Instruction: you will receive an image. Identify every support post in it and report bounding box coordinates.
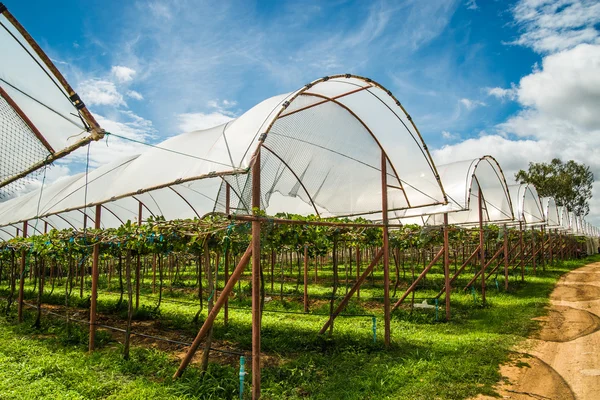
[17,220,28,322]
[381,152,391,346]
[531,226,536,275]
[478,187,486,304]
[136,201,142,310]
[224,183,230,325]
[519,221,524,282]
[251,147,262,400]
[549,229,553,265]
[443,213,450,321]
[503,225,509,291]
[540,226,545,271]
[89,205,102,351]
[303,245,309,313]
[174,245,252,378]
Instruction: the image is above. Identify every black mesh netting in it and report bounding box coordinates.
[0,94,50,199]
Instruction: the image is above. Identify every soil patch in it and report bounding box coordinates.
[533,305,600,342]
[550,283,600,302]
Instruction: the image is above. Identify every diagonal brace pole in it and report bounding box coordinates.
[174,244,252,378]
[391,247,444,312]
[319,248,384,335]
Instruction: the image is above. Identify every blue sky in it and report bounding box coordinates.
[5,0,600,224]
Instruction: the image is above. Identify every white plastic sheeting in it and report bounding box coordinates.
[508,184,545,226]
[398,156,513,226]
[0,75,448,237]
[541,197,560,228]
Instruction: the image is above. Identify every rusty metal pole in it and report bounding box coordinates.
[251,148,262,399]
[174,245,252,378]
[443,213,450,321]
[503,225,509,291]
[548,229,554,265]
[356,245,360,299]
[80,215,87,298]
[519,222,525,281]
[381,153,391,346]
[224,183,230,325]
[303,245,309,313]
[540,226,545,271]
[320,249,384,334]
[89,205,102,351]
[531,226,536,275]
[478,188,486,305]
[17,220,28,322]
[136,201,142,310]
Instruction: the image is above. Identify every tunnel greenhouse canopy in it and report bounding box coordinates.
[0,75,449,239]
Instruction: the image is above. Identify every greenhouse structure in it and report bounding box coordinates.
[1,5,599,399]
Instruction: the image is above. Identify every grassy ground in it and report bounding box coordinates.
[1,254,598,399]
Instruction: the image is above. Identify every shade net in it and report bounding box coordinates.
[0,94,49,198]
[0,10,97,198]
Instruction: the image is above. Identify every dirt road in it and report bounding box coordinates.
[480,261,600,400]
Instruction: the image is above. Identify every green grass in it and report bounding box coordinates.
[0,255,598,399]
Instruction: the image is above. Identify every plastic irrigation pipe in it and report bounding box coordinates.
[239,356,246,400]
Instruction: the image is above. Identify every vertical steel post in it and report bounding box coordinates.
[89,205,102,351]
[540,226,545,271]
[443,213,450,321]
[303,245,309,313]
[224,183,230,325]
[531,226,536,275]
[381,153,391,346]
[549,229,553,264]
[17,220,28,322]
[356,245,360,299]
[478,187,486,304]
[80,215,87,298]
[519,221,525,282]
[136,201,142,310]
[251,148,262,399]
[503,224,509,291]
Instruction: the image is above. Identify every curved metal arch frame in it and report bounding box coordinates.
[464,155,514,221]
[256,74,448,209]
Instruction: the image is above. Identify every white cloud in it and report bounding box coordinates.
[78,79,126,107]
[439,42,600,223]
[460,98,486,110]
[111,65,137,83]
[177,112,234,133]
[511,0,600,53]
[441,130,459,140]
[466,0,478,11]
[126,90,144,100]
[486,86,517,101]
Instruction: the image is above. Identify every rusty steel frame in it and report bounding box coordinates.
[251,147,262,399]
[381,151,391,346]
[173,244,252,378]
[17,220,27,322]
[443,213,451,321]
[88,205,101,351]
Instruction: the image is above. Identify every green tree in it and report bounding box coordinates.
[515,158,594,216]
